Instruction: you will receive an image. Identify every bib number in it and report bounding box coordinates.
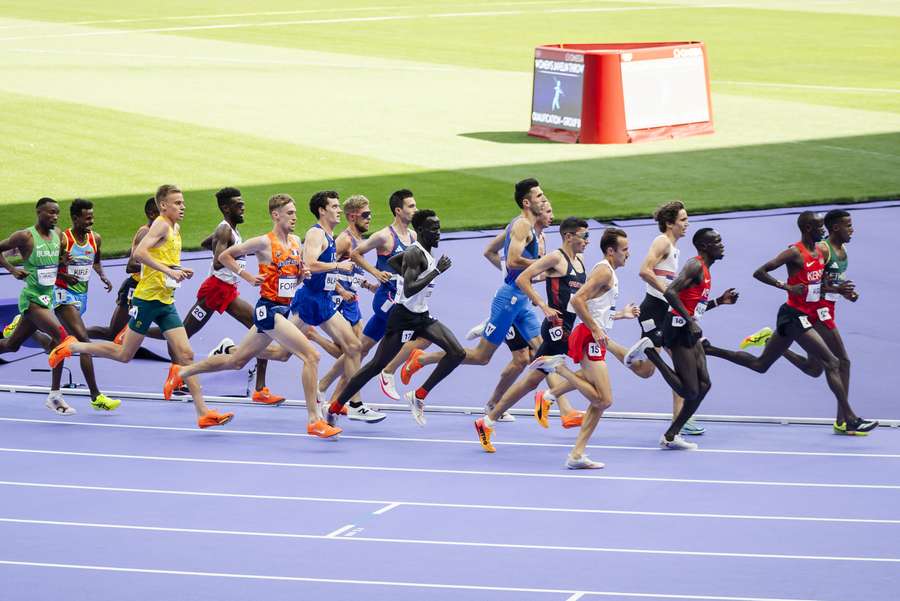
[67,264,91,282]
[694,301,707,321]
[505,327,516,341]
[332,294,343,306]
[128,305,138,319]
[255,305,267,320]
[127,287,135,301]
[805,283,821,303]
[381,296,395,312]
[549,326,564,342]
[401,330,414,343]
[36,266,56,286]
[816,306,831,322]
[54,288,67,304]
[671,315,686,328]
[798,315,812,329]
[351,274,366,290]
[587,342,603,360]
[278,276,298,298]
[324,273,338,291]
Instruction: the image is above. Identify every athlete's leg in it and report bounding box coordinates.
[87,303,131,340]
[606,338,655,378]
[266,316,322,424]
[162,327,210,417]
[384,337,429,373]
[570,359,613,460]
[645,344,702,402]
[415,321,466,394]
[67,328,143,363]
[703,330,795,373]
[53,304,102,399]
[793,327,853,423]
[305,327,343,359]
[662,345,707,440]
[483,348,531,410]
[318,312,362,395]
[487,369,546,421]
[225,296,273,393]
[814,323,850,420]
[146,298,211,340]
[335,334,406,407]
[416,336,498,368]
[781,347,824,378]
[0,310,39,353]
[178,328,271,379]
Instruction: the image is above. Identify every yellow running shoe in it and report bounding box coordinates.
[740,326,773,349]
[2,314,21,338]
[91,394,121,411]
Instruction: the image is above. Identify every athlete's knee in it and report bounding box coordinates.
[681,386,702,402]
[509,353,530,372]
[446,341,466,365]
[822,354,840,372]
[172,347,195,365]
[590,394,612,411]
[302,348,320,367]
[342,336,361,357]
[839,356,850,372]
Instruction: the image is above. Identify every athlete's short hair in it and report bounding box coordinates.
[560,217,588,237]
[155,184,182,206]
[215,187,241,210]
[389,189,414,217]
[144,197,159,219]
[309,190,339,219]
[35,197,57,210]
[796,210,819,231]
[692,227,716,250]
[70,198,93,218]
[412,208,437,231]
[514,178,540,208]
[653,200,685,233]
[824,209,850,232]
[268,193,294,214]
[600,227,627,254]
[343,194,369,215]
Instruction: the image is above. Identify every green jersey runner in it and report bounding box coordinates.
[19,225,60,313]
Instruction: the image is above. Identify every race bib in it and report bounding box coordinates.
[36,266,56,286]
[640,318,657,332]
[505,327,516,341]
[255,305,267,320]
[67,264,91,282]
[798,315,812,329]
[805,283,821,303]
[278,275,298,298]
[324,273,338,291]
[401,330,414,343]
[671,315,686,328]
[381,296,395,312]
[234,259,247,272]
[128,305,138,319]
[54,288,67,304]
[587,342,604,360]
[824,291,840,302]
[816,306,831,322]
[191,305,207,322]
[127,287,135,301]
[332,294,343,306]
[351,274,366,290]
[694,301,707,321]
[549,326,564,342]
[484,323,497,337]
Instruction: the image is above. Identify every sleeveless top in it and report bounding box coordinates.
[502,216,540,286]
[545,249,586,330]
[134,219,181,304]
[56,228,96,294]
[822,239,848,304]
[209,221,243,285]
[304,224,338,294]
[336,231,367,294]
[259,231,302,305]
[396,242,437,314]
[646,235,679,301]
[785,241,824,316]
[375,225,411,292]
[24,226,60,295]
[585,259,619,330]
[670,256,711,319]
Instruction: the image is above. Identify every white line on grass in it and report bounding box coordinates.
[2,447,899,490]
[2,517,898,563]
[2,417,898,459]
[0,560,824,601]
[2,481,896,524]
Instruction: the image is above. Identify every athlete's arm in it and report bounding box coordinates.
[639,236,670,294]
[221,235,267,286]
[505,218,536,271]
[350,230,391,282]
[57,237,79,287]
[664,259,702,324]
[705,288,739,311]
[483,231,505,270]
[125,226,149,274]
[303,227,352,274]
[210,223,234,271]
[571,265,612,344]
[134,219,188,282]
[0,230,29,279]
[515,252,564,320]
[398,247,444,297]
[753,247,801,295]
[91,232,113,292]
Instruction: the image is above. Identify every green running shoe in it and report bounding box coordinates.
[740,326,773,349]
[91,394,121,411]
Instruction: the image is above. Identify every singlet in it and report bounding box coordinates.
[502,216,540,286]
[209,221,243,285]
[55,228,96,294]
[646,235,679,301]
[375,225,411,291]
[336,231,366,294]
[134,220,182,304]
[822,239,848,303]
[304,224,339,294]
[396,242,437,314]
[785,241,824,316]
[671,256,711,319]
[584,259,619,330]
[24,226,60,296]
[259,231,302,305]
[545,249,586,330]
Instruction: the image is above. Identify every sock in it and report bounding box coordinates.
[349,400,362,408]
[415,387,428,401]
[58,326,68,340]
[543,391,557,404]
[483,415,496,429]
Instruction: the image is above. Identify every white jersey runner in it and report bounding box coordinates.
[395,242,437,314]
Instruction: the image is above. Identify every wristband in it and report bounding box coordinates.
[707,298,718,310]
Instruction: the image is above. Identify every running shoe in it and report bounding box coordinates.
[534,390,552,428]
[740,326,773,349]
[681,418,706,436]
[625,337,654,367]
[529,354,566,373]
[346,402,387,423]
[404,390,426,426]
[565,454,605,469]
[45,392,76,416]
[561,411,584,429]
[659,434,699,450]
[400,348,424,385]
[474,418,495,453]
[209,337,236,358]
[252,387,285,406]
[48,335,77,368]
[198,410,234,429]
[834,417,879,436]
[485,404,515,422]
[162,363,183,400]
[465,320,487,341]
[113,325,128,345]
[2,314,21,338]
[91,394,121,411]
[307,419,342,438]
[379,370,401,400]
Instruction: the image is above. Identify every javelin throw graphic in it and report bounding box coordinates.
[551,79,564,111]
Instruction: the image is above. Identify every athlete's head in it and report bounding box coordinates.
[389,189,416,223]
[268,193,297,232]
[35,197,60,230]
[539,200,554,229]
[344,194,372,233]
[692,227,724,260]
[216,187,244,225]
[155,184,184,222]
[309,190,341,227]
[797,210,826,241]
[824,209,853,244]
[514,178,545,217]
[600,227,629,268]
[70,198,94,232]
[653,200,688,237]
[144,197,160,222]
[560,217,589,254]
[412,209,440,248]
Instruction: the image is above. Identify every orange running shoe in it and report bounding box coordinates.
[474,418,495,453]
[252,387,285,405]
[113,326,128,345]
[307,419,342,438]
[534,390,552,429]
[561,411,584,429]
[163,364,184,400]
[400,348,424,385]
[198,410,234,429]
[48,335,77,368]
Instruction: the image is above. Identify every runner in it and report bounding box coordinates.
[48,185,234,428]
[163,193,340,438]
[329,209,464,426]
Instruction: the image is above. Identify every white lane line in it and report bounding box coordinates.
[2,517,898,563]
[567,593,587,601]
[0,560,823,601]
[325,524,356,538]
[3,417,897,459]
[2,481,897,524]
[714,80,900,94]
[2,447,899,490]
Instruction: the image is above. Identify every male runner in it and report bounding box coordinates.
[328,209,464,426]
[163,193,340,438]
[49,185,234,428]
[634,228,738,450]
[702,212,876,434]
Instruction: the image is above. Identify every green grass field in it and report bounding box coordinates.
[1,0,898,255]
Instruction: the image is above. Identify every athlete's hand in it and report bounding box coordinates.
[363,280,379,293]
[59,272,79,286]
[374,270,392,284]
[719,288,739,305]
[300,264,312,280]
[242,271,265,286]
[847,290,859,302]
[836,281,856,298]
[539,303,562,321]
[620,302,640,319]
[591,327,609,346]
[10,267,27,280]
[785,283,805,297]
[165,266,190,282]
[436,255,452,273]
[100,275,113,292]
[336,260,354,273]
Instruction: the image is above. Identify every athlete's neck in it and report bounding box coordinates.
[827,234,844,252]
[225,216,241,231]
[72,226,90,243]
[519,209,538,227]
[800,234,818,252]
[34,223,53,237]
[161,214,177,228]
[699,251,715,268]
[346,223,364,240]
[272,225,292,245]
[317,219,335,236]
[665,230,679,245]
[561,243,579,260]
[391,218,411,236]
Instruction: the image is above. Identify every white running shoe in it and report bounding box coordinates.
[209,337,236,358]
[529,354,566,373]
[404,390,426,426]
[379,371,401,401]
[485,404,516,422]
[45,392,76,416]
[466,320,487,341]
[565,454,605,469]
[659,434,699,450]
[346,402,387,423]
[625,337,654,367]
